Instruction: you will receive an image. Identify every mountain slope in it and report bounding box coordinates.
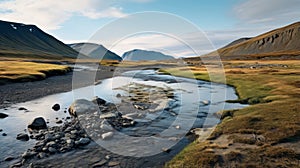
[69,43,122,61]
[0,20,80,59]
[222,37,252,48]
[122,49,175,61]
[206,22,300,59]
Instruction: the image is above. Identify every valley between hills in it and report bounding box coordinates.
[0,19,299,168]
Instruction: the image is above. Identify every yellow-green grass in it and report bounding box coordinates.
[0,61,71,84]
[164,60,300,167]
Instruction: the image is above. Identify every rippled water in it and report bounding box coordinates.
[0,69,247,161]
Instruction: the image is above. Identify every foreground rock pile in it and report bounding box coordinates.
[17,119,90,165]
[14,97,137,166]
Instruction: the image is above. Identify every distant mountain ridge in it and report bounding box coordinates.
[69,43,122,61]
[0,20,80,59]
[222,37,252,48]
[205,22,300,59]
[122,49,175,61]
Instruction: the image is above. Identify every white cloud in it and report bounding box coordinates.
[234,0,300,26]
[97,33,219,57]
[0,0,127,30]
[99,26,276,57]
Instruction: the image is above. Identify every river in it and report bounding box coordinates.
[0,69,247,167]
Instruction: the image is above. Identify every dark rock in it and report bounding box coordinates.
[44,134,55,142]
[56,120,63,124]
[4,156,14,161]
[18,107,27,111]
[92,96,106,105]
[77,137,90,145]
[48,147,57,153]
[52,104,60,111]
[162,147,171,153]
[0,112,8,118]
[0,129,2,132]
[116,93,121,98]
[16,133,29,141]
[38,152,46,159]
[2,133,7,136]
[28,117,47,130]
[46,141,57,147]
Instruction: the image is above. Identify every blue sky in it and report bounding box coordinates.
[0,0,299,57]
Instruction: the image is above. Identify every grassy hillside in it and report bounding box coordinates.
[0,20,80,59]
[162,60,300,167]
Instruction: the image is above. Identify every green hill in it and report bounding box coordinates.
[0,20,80,59]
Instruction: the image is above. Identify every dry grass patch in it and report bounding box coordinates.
[165,60,300,167]
[0,61,71,84]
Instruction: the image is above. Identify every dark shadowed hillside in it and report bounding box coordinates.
[69,43,122,61]
[0,20,80,59]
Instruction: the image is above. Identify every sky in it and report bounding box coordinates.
[0,0,300,57]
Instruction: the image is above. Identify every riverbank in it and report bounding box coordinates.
[164,59,300,167]
[0,65,116,109]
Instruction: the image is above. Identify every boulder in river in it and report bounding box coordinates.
[16,133,29,141]
[52,104,60,111]
[28,117,47,130]
[92,96,106,105]
[0,112,8,119]
[68,99,99,117]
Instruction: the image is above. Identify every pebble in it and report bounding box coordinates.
[16,133,29,141]
[46,141,56,147]
[22,151,37,159]
[48,147,57,153]
[108,161,120,167]
[201,100,211,105]
[52,104,60,111]
[78,138,90,145]
[162,147,171,153]
[56,120,63,124]
[105,155,111,160]
[2,133,7,136]
[18,107,27,111]
[92,160,107,167]
[66,139,73,144]
[101,132,113,140]
[38,152,46,159]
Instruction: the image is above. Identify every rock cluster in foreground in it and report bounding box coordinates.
[12,97,137,167]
